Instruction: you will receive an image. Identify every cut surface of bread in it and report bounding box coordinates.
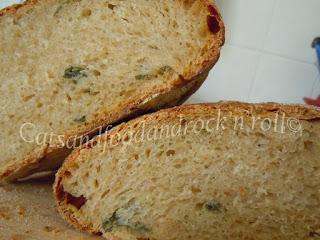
[55,102,320,240]
[0,179,103,240]
[0,0,224,182]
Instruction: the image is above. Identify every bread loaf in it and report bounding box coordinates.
[54,102,320,240]
[0,0,224,182]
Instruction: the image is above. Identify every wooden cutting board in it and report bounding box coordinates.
[0,179,103,240]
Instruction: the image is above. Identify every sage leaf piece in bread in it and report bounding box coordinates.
[0,0,224,182]
[0,181,102,240]
[54,102,320,240]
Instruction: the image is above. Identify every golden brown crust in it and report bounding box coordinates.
[0,0,224,183]
[54,101,320,235]
[207,101,320,120]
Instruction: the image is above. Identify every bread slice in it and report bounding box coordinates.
[54,102,320,240]
[0,180,103,240]
[0,0,224,182]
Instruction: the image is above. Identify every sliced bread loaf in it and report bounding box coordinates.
[0,0,224,182]
[0,180,102,240]
[54,102,320,240]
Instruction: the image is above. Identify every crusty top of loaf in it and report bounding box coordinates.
[65,101,320,153]
[0,0,224,182]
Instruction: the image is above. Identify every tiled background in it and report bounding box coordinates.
[1,0,319,104]
[190,0,320,104]
[0,0,20,9]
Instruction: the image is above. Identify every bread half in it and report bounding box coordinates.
[0,0,224,182]
[54,102,320,240]
[0,180,103,240]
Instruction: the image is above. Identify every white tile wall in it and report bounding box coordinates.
[215,0,276,50]
[312,76,320,98]
[1,0,320,104]
[188,44,259,103]
[194,0,320,104]
[264,0,319,64]
[0,0,21,9]
[249,54,317,103]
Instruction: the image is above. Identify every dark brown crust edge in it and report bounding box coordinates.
[54,101,320,236]
[0,0,225,183]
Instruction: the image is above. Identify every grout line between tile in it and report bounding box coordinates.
[228,42,315,66]
[247,0,278,102]
[262,50,315,65]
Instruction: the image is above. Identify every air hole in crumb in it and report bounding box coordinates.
[122,18,129,22]
[166,150,175,157]
[171,20,178,28]
[126,164,132,170]
[122,135,130,142]
[44,226,54,232]
[73,163,79,170]
[96,166,101,173]
[148,45,159,50]
[119,90,126,97]
[195,203,203,211]
[134,154,139,160]
[182,0,194,10]
[145,149,151,158]
[92,69,101,76]
[81,8,92,17]
[94,179,99,188]
[101,189,110,199]
[309,232,320,237]
[156,151,164,158]
[71,182,78,187]
[304,141,313,151]
[108,4,116,10]
[22,94,35,102]
[174,164,182,169]
[277,146,285,153]
[191,186,202,194]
